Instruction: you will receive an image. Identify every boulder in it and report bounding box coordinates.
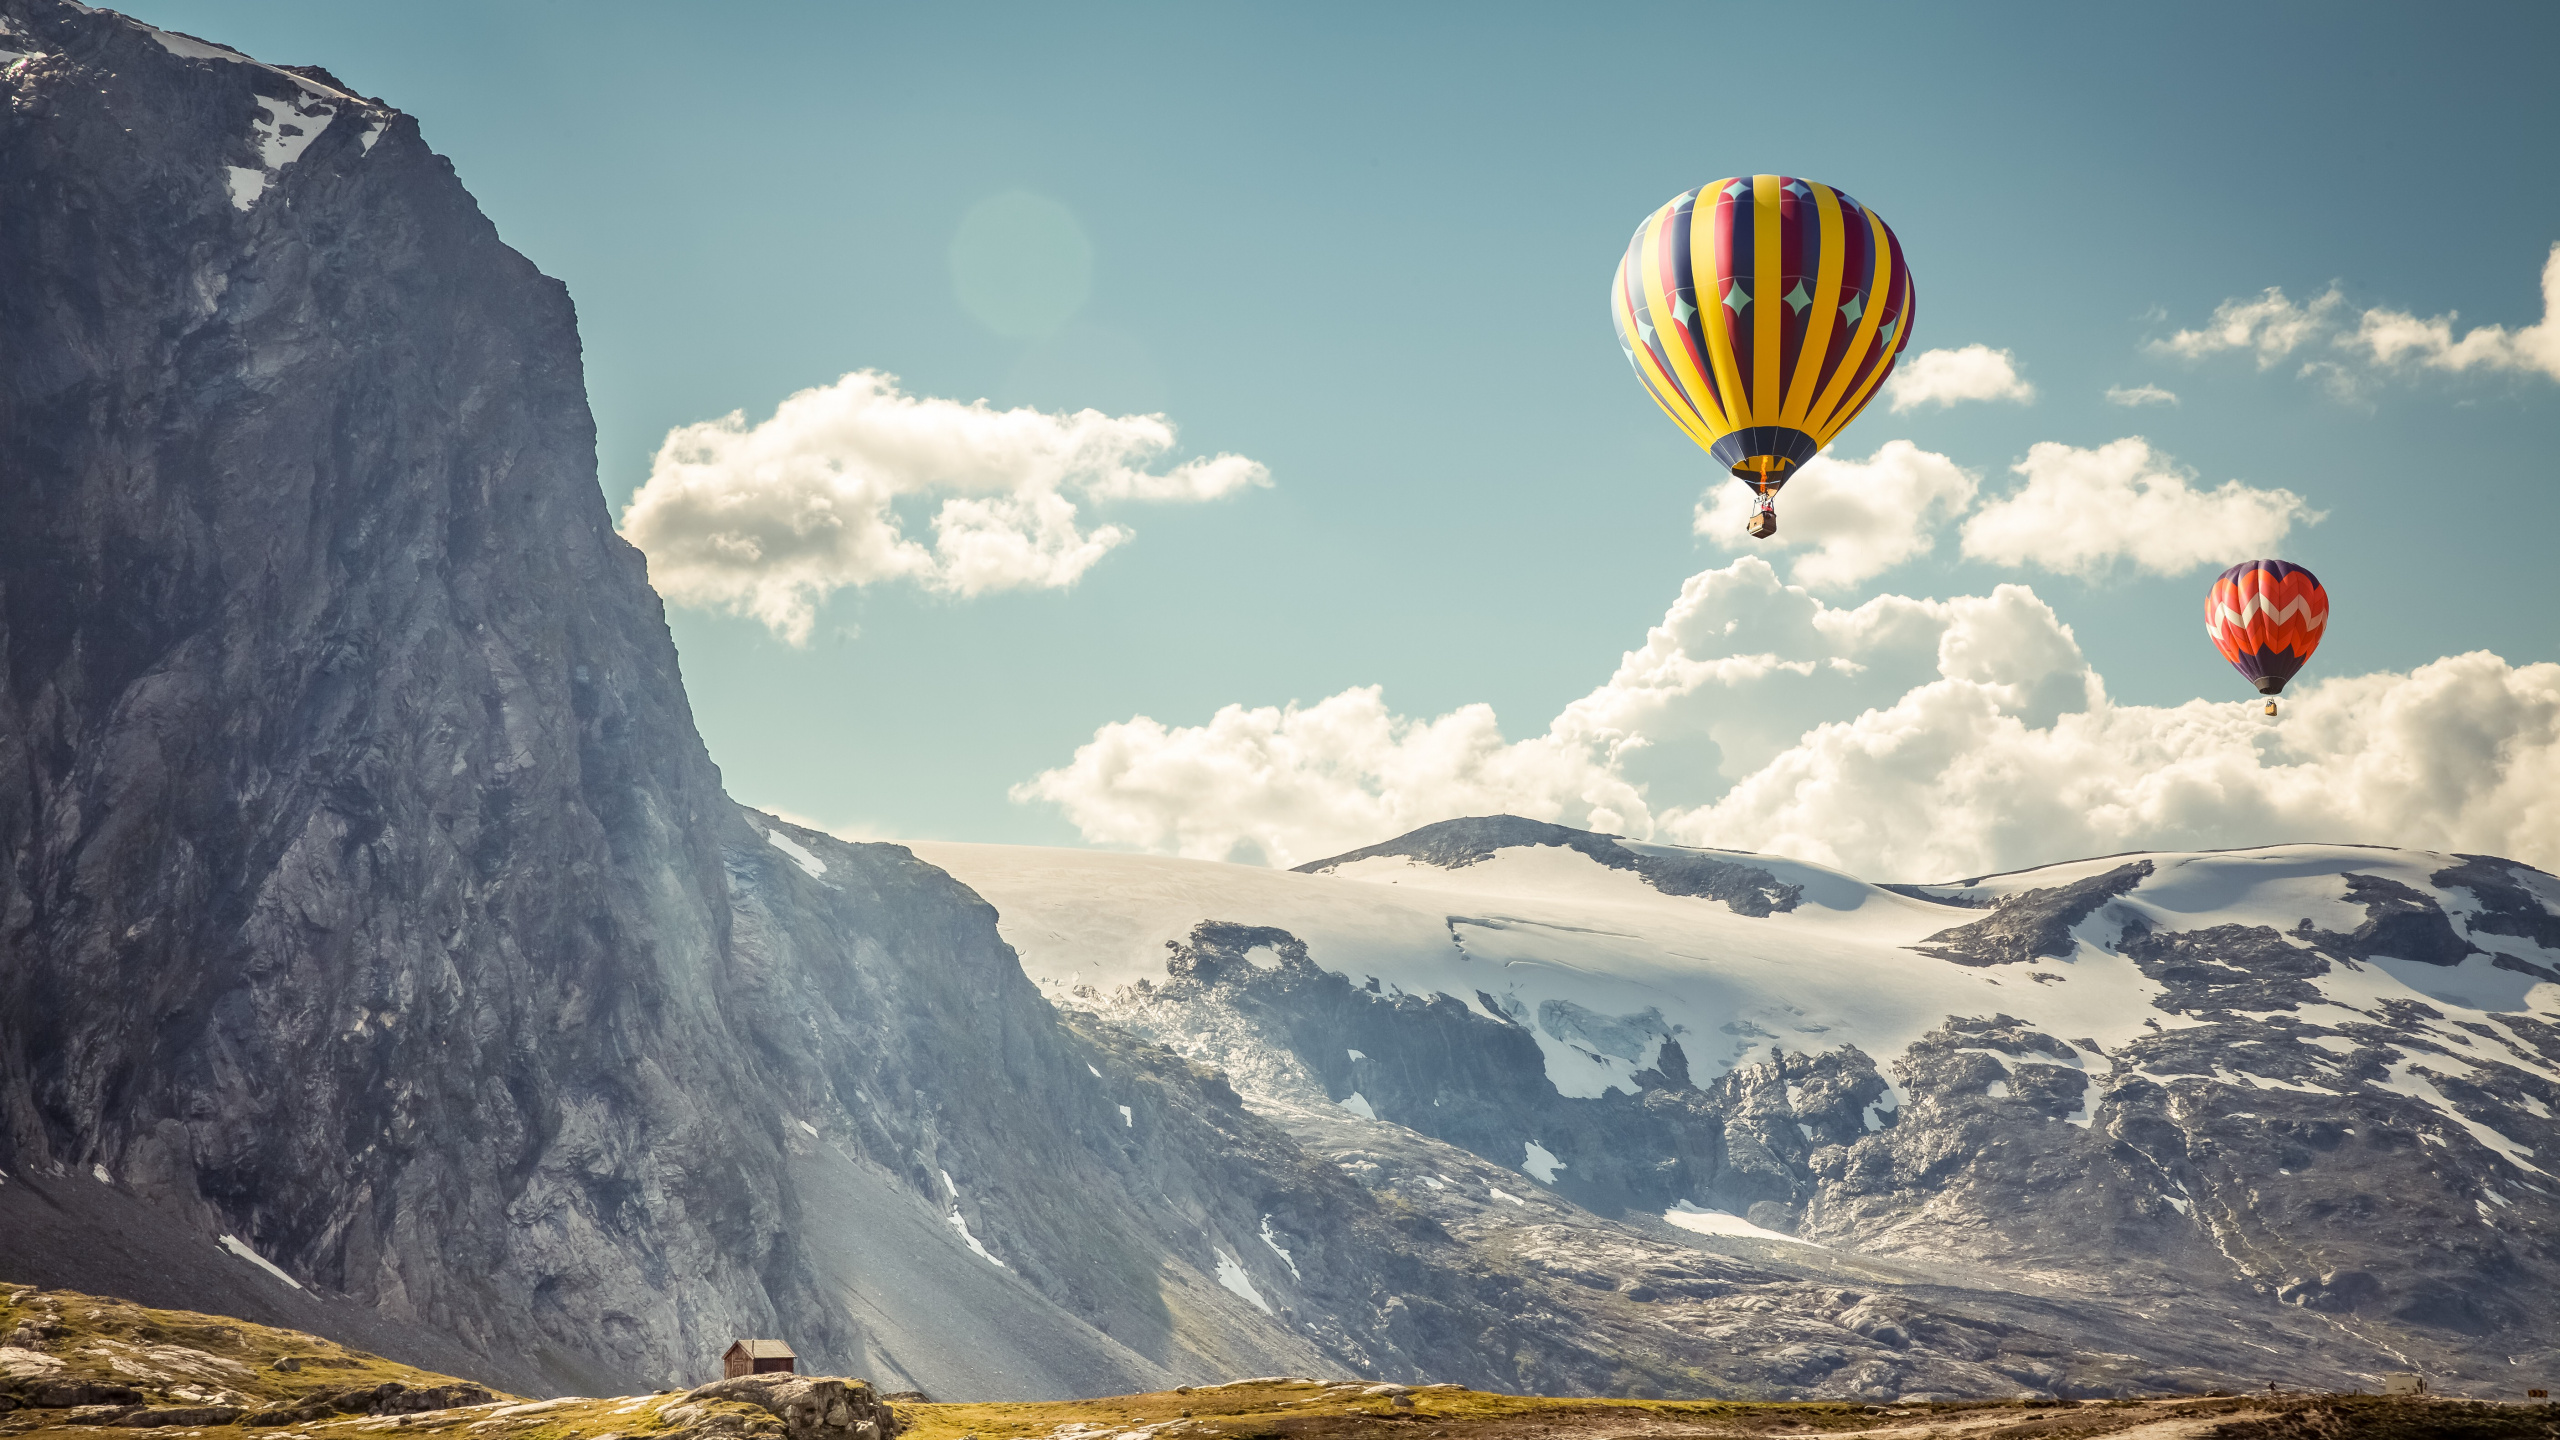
[677,1376,904,1440]
[14,1380,146,1408]
[240,1381,496,1425]
[113,1406,247,1427]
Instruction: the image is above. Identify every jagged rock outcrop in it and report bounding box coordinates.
[1910,862,2152,966]
[1297,816,1803,916]
[665,1376,902,1440]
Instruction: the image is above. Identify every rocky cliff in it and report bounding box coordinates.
[0,2,1530,1401]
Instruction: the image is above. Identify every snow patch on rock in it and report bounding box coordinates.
[1662,1200,1817,1247]
[1521,1140,1564,1183]
[1211,1247,1270,1313]
[1257,1215,1300,1280]
[765,828,827,878]
[217,1235,302,1289]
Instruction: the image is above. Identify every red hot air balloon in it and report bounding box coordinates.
[2206,560,2328,716]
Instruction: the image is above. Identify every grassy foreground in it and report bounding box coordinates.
[3,1286,2553,1440]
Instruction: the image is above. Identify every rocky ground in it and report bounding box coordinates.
[6,1290,2551,1440]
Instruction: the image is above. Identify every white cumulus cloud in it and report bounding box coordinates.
[619,371,1269,643]
[2105,384,2178,407]
[2338,241,2560,383]
[2151,286,2344,367]
[1017,557,2560,881]
[1548,559,2097,806]
[1958,438,2319,578]
[2152,243,2560,393]
[1693,440,1978,590]
[1009,687,1643,869]
[1883,344,2036,412]
[1663,648,2560,882]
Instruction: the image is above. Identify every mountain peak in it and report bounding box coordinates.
[1294,814,1804,917]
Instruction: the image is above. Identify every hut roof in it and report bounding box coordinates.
[726,1339,797,1359]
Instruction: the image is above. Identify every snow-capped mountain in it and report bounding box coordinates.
[913,816,2560,1397]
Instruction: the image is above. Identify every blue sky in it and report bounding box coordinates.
[126,1,2560,865]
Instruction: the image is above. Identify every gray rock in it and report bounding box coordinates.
[1911,861,2152,966]
[110,1406,245,1427]
[1294,815,1801,916]
[1041,819,2560,1399]
[678,1376,902,1440]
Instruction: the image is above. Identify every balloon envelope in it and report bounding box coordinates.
[1610,176,1916,495]
[2206,559,2328,696]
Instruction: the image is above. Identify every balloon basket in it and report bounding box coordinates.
[2263,700,2279,717]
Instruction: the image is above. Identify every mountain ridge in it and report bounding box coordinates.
[914,819,2560,1397]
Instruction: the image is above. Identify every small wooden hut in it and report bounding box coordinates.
[723,1340,797,1378]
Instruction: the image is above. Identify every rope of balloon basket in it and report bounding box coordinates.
[1749,462,1777,513]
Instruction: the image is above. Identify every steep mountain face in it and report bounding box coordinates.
[0,0,752,1393]
[0,2,1567,1403]
[914,822,2560,1399]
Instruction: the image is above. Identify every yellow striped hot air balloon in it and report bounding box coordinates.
[1611,176,1916,538]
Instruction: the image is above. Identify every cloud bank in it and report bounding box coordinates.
[2153,286,2345,367]
[1020,557,2560,880]
[2153,241,2560,390]
[621,371,1268,642]
[1694,440,1979,589]
[1693,438,2313,589]
[2342,242,2560,383]
[1959,438,2319,578]
[1883,344,2035,412]
[1009,689,1640,870]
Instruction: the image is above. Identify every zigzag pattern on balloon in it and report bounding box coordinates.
[2207,593,2328,631]
[2205,559,2328,693]
[2206,593,2328,661]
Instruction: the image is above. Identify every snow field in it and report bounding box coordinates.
[911,837,2560,1192]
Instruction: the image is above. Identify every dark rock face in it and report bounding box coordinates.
[10,1381,145,1409]
[1134,921,1843,1220]
[1294,815,1802,916]
[241,1383,494,1425]
[2121,923,2333,1014]
[0,0,774,1393]
[2298,874,2480,966]
[113,1404,247,1427]
[1911,862,2152,966]
[2438,854,2560,956]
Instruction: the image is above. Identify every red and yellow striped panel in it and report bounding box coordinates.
[1610,176,1916,473]
[2205,559,2328,695]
